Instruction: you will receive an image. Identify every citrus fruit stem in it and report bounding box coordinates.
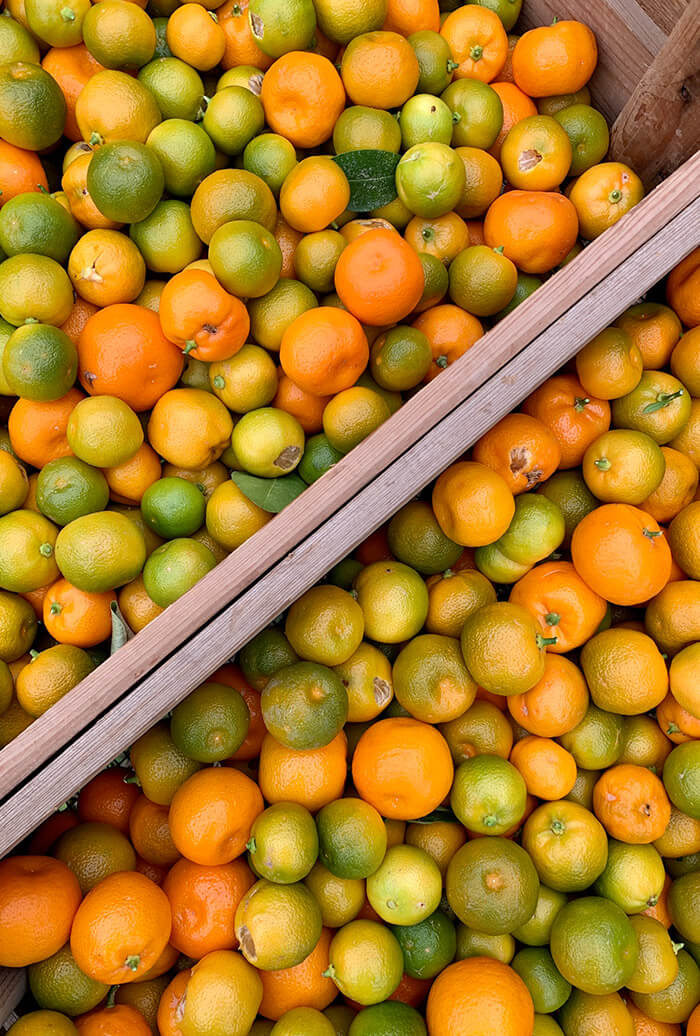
[643,389,684,413]
[125,955,141,971]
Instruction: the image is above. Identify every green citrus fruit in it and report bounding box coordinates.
[450,754,527,835]
[28,943,108,1018]
[247,802,318,884]
[0,193,80,263]
[387,500,462,574]
[348,1003,426,1036]
[392,910,456,980]
[170,680,250,763]
[130,199,203,275]
[0,510,59,592]
[232,407,305,477]
[396,141,466,218]
[316,797,387,879]
[512,884,568,946]
[521,800,609,893]
[82,0,155,69]
[0,62,66,150]
[138,57,205,121]
[0,16,40,64]
[366,844,443,926]
[446,837,540,934]
[141,477,206,539]
[261,660,348,749]
[0,253,73,326]
[369,325,432,392]
[554,104,610,177]
[441,78,503,149]
[248,277,317,351]
[203,85,265,156]
[238,627,299,690]
[36,458,109,527]
[56,511,146,592]
[142,536,216,607]
[67,396,143,469]
[408,30,456,95]
[235,878,323,970]
[333,106,402,154]
[244,134,298,196]
[209,219,282,298]
[146,119,216,197]
[326,919,403,1005]
[550,896,638,995]
[2,324,77,402]
[248,0,316,57]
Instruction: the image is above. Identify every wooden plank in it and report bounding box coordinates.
[2,195,698,859]
[518,0,664,122]
[0,969,25,1031]
[634,0,689,37]
[610,0,700,188]
[1,150,698,801]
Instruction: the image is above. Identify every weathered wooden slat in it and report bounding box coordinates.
[0,968,25,1031]
[1,152,698,802]
[3,195,698,860]
[610,0,700,188]
[634,0,690,36]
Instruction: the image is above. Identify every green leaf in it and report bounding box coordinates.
[333,149,400,212]
[110,601,134,655]
[231,471,307,513]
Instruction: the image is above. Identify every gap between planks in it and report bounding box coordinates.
[2,151,698,801]
[2,196,698,859]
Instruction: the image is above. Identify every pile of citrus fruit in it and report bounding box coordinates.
[1,248,700,1034]
[0,0,649,729]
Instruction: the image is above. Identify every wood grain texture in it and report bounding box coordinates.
[1,151,698,802]
[634,0,690,35]
[610,0,700,187]
[2,196,698,859]
[0,968,25,1030]
[519,0,664,122]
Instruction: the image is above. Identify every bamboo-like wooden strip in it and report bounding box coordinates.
[518,0,665,122]
[0,968,25,1031]
[1,151,698,802]
[3,196,698,859]
[610,0,700,188]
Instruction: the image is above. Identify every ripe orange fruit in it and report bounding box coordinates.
[512,20,598,96]
[71,871,171,984]
[0,139,49,206]
[273,375,330,436]
[280,307,369,396]
[593,764,672,844]
[335,228,425,326]
[258,731,347,812]
[341,31,420,109]
[168,766,264,866]
[432,460,515,546]
[507,653,589,738]
[666,247,700,328]
[42,45,105,142]
[352,717,453,820]
[159,269,250,363]
[43,579,115,648]
[511,735,577,800]
[218,0,273,71]
[489,82,538,161]
[77,768,140,834]
[569,161,644,240]
[440,6,508,83]
[163,856,255,958]
[280,156,351,234]
[412,304,483,380]
[8,388,85,470]
[572,504,672,606]
[522,374,611,468]
[258,927,336,1020]
[484,190,579,273]
[78,304,184,413]
[509,560,607,653]
[427,956,534,1036]
[473,412,562,495]
[0,856,82,967]
[261,52,345,148]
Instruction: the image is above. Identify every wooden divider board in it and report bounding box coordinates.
[1,194,697,860]
[1,151,698,804]
[0,969,24,1031]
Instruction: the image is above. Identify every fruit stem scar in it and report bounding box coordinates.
[39,542,53,557]
[61,6,76,20]
[643,528,663,539]
[608,188,623,203]
[50,603,62,614]
[183,341,197,354]
[246,836,256,853]
[536,634,558,647]
[545,612,560,626]
[125,955,140,971]
[469,44,483,61]
[594,457,611,470]
[574,396,590,411]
